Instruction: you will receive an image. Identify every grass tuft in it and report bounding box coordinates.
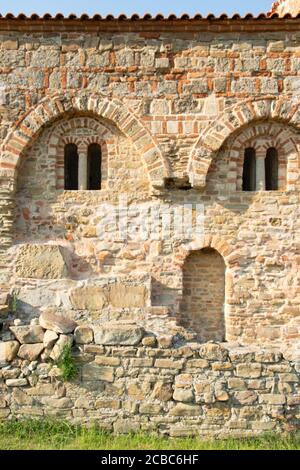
[0,419,299,450]
[56,344,78,382]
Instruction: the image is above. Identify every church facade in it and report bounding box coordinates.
[0,1,299,436]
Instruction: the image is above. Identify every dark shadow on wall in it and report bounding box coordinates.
[151,278,181,310]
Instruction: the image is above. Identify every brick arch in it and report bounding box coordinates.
[188,96,300,189]
[174,235,236,269]
[47,116,112,190]
[227,121,299,191]
[0,91,169,190]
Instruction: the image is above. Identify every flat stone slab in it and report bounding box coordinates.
[15,244,68,279]
[39,311,77,334]
[109,283,148,308]
[93,323,145,346]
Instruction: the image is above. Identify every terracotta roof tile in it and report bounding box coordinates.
[0,12,299,21]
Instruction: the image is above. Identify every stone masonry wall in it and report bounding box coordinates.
[0,314,299,437]
[0,17,300,436]
[0,24,299,345]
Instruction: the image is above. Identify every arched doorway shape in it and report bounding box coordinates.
[181,248,226,342]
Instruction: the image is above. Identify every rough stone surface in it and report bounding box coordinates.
[15,245,68,279]
[50,335,73,361]
[74,326,94,344]
[109,284,148,308]
[0,341,19,364]
[43,330,58,348]
[10,325,44,344]
[93,324,145,346]
[0,330,300,437]
[18,343,44,361]
[39,311,77,334]
[70,286,108,311]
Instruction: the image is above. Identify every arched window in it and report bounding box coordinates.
[242,147,256,191]
[265,147,278,191]
[87,143,102,190]
[64,143,78,190]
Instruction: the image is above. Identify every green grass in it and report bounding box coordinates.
[0,419,299,450]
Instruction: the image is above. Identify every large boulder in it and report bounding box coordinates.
[0,341,19,364]
[10,325,44,344]
[15,244,68,279]
[93,323,145,346]
[39,311,77,334]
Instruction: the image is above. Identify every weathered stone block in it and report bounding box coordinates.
[173,388,194,403]
[43,330,58,348]
[2,368,20,379]
[130,358,153,367]
[170,403,201,417]
[139,403,162,415]
[94,355,121,366]
[235,391,258,405]
[0,341,19,364]
[93,323,145,346]
[18,343,44,361]
[70,285,108,310]
[258,394,286,405]
[151,382,173,402]
[42,397,74,409]
[82,363,114,382]
[114,419,140,434]
[0,397,7,408]
[95,399,121,409]
[200,343,228,361]
[154,359,184,369]
[109,283,148,308]
[74,326,94,344]
[15,245,68,279]
[6,378,28,387]
[157,335,174,349]
[236,363,262,378]
[50,335,73,361]
[127,382,150,400]
[10,325,44,344]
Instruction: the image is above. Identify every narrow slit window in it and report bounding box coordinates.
[242,147,256,191]
[265,147,278,191]
[64,143,78,190]
[87,143,102,190]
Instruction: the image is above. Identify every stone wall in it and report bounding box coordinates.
[0,315,299,437]
[0,18,299,386]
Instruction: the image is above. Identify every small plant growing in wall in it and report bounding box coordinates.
[56,344,78,382]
